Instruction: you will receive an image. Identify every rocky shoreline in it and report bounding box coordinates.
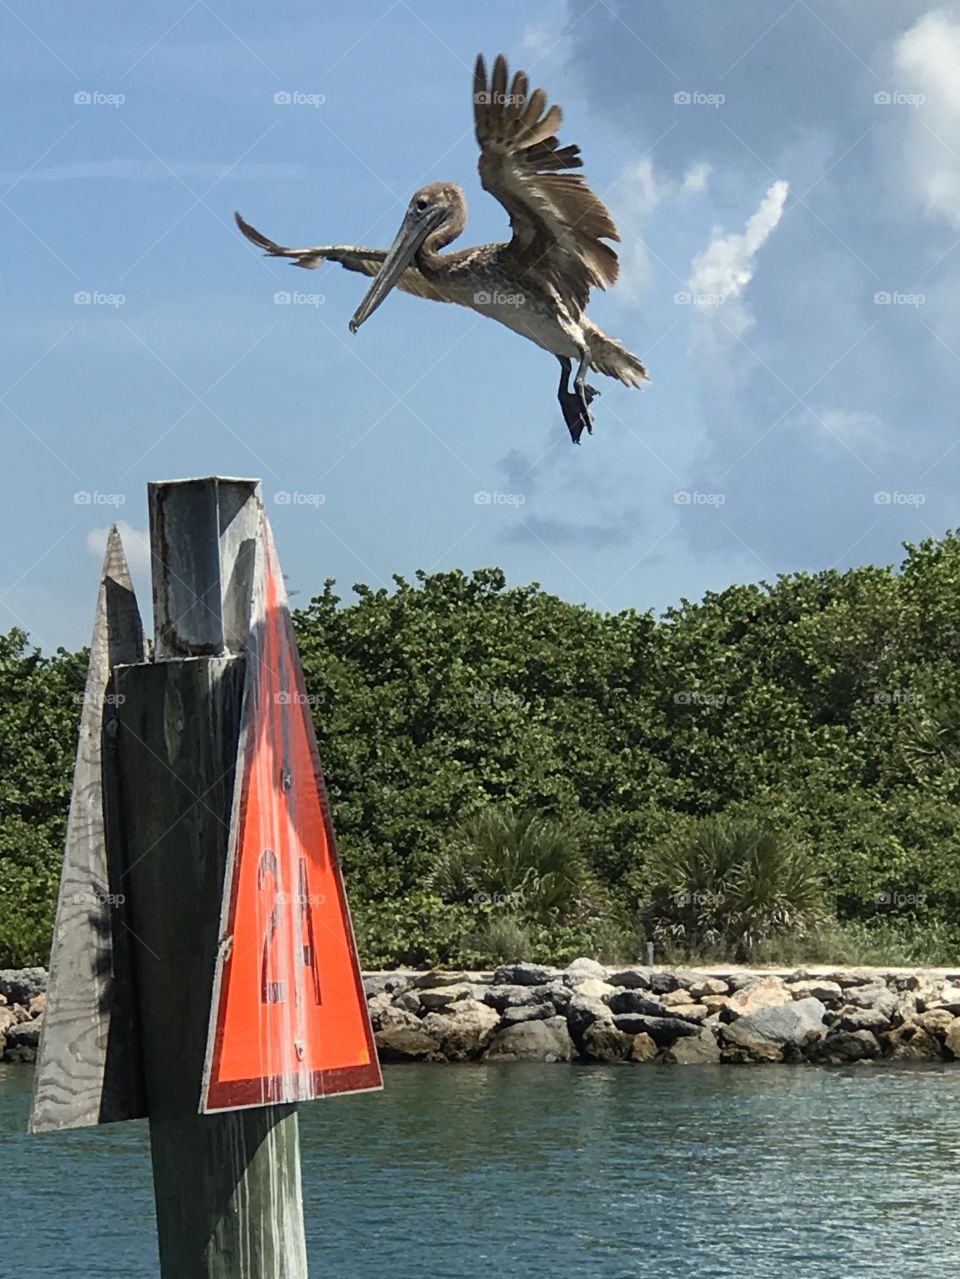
[6,961,960,1067]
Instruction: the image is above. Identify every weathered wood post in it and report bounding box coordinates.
[32,476,380,1278]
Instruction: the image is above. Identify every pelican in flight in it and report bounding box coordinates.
[236,53,648,444]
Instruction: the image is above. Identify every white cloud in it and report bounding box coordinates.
[811,408,887,449]
[890,10,960,229]
[615,158,712,295]
[685,179,789,343]
[86,522,151,576]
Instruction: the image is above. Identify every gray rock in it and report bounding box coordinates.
[662,1028,721,1064]
[373,1007,441,1061]
[540,982,573,1012]
[417,983,485,1011]
[647,970,683,995]
[484,983,551,1012]
[484,1015,574,1062]
[411,970,471,989]
[686,976,730,999]
[0,969,46,1007]
[492,963,556,986]
[363,972,411,999]
[501,1004,554,1026]
[605,990,670,1017]
[612,1014,700,1045]
[581,1020,633,1062]
[723,997,826,1051]
[837,1005,893,1034]
[3,1017,42,1063]
[565,995,610,1043]
[835,968,886,987]
[884,1022,942,1060]
[420,1001,499,1060]
[562,957,608,986]
[786,979,843,1004]
[394,990,424,1016]
[842,984,897,1018]
[607,967,652,990]
[809,1029,881,1063]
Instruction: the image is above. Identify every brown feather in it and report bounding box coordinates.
[473,54,620,314]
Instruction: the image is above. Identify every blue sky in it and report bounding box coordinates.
[2,0,958,651]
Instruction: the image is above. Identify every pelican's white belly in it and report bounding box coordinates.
[463,289,583,357]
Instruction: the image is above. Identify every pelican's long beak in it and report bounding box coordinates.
[349,209,440,333]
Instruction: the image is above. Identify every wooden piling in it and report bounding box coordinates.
[115,653,308,1278]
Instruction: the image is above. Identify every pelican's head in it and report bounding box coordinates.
[349,183,466,333]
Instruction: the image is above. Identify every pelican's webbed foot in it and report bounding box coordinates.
[557,356,599,445]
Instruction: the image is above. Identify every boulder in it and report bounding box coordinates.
[686,976,730,999]
[842,984,897,1018]
[937,984,960,1013]
[667,1002,708,1023]
[492,963,556,987]
[484,984,547,1013]
[606,990,670,1017]
[786,979,843,1004]
[0,968,46,1007]
[420,1001,500,1060]
[726,975,792,1017]
[562,958,607,986]
[394,990,424,1016]
[417,983,484,1011]
[0,1006,17,1037]
[660,988,694,1008]
[630,1032,659,1062]
[581,1020,633,1062]
[3,1017,42,1063]
[28,992,46,1018]
[647,970,683,995]
[570,979,617,1001]
[501,1004,554,1026]
[373,1006,441,1061]
[837,1006,893,1034]
[565,995,610,1043]
[723,997,826,1056]
[484,1015,574,1062]
[701,995,731,1015]
[363,972,410,999]
[944,1017,960,1060]
[540,982,573,1013]
[662,1028,721,1064]
[366,992,396,1027]
[914,1008,956,1038]
[883,1022,942,1061]
[612,1014,699,1046]
[607,968,652,990]
[835,968,885,987]
[808,1029,881,1063]
[412,970,471,989]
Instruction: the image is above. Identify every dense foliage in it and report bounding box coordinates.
[5,532,960,967]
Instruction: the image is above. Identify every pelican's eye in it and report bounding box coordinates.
[414,197,430,213]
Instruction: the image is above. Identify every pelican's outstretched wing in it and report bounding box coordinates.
[234,212,454,303]
[473,54,619,314]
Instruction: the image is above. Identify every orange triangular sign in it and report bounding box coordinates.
[201,512,381,1111]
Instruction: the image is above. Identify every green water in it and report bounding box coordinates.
[4,1061,960,1276]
